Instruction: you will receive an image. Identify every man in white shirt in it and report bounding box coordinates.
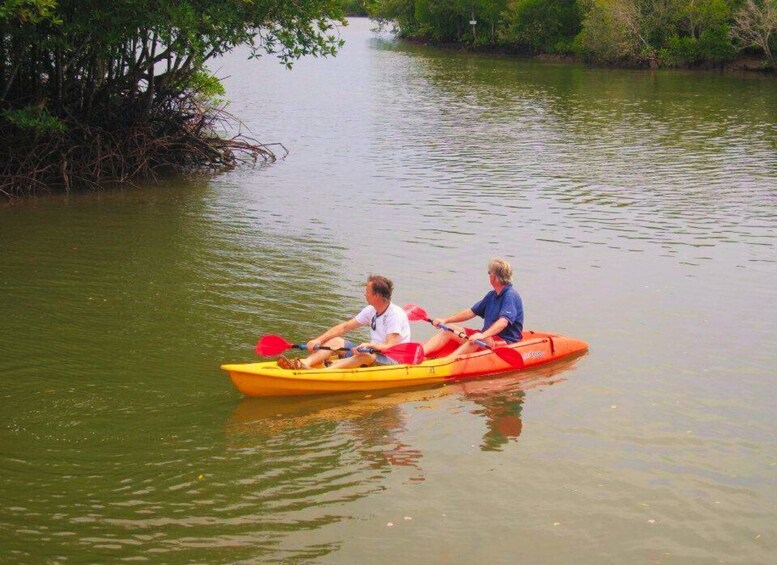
[277,275,411,370]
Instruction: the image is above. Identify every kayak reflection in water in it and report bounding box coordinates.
[423,258,524,360]
[277,275,411,370]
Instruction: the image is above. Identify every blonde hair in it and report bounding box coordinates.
[488,258,513,285]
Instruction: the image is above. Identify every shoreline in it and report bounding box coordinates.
[396,35,775,75]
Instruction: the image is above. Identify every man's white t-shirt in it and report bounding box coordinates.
[355,303,411,344]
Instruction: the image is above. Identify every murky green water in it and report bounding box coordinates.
[1,18,775,564]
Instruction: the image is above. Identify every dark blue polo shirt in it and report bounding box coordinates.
[471,283,524,342]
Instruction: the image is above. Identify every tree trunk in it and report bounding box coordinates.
[142,33,158,123]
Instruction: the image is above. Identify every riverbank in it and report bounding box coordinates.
[0,112,279,201]
[401,35,775,74]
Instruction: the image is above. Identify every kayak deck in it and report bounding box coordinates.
[221,330,588,397]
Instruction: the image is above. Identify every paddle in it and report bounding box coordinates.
[403,303,524,368]
[255,335,424,365]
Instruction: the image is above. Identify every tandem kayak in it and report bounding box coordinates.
[221,330,588,397]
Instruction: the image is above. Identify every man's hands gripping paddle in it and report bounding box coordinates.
[403,304,524,368]
[255,334,424,365]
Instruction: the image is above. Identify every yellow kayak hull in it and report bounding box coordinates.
[221,330,588,397]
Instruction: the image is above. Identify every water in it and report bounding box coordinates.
[1,18,775,563]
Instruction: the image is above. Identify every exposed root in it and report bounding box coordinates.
[0,95,285,199]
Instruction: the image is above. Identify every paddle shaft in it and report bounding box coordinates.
[403,303,523,367]
[291,342,422,364]
[256,333,423,364]
[290,344,380,354]
[419,316,493,350]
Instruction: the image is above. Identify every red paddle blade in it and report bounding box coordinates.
[493,347,525,368]
[383,342,425,365]
[403,303,429,323]
[255,334,293,356]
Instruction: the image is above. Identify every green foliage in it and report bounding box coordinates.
[342,0,370,15]
[500,0,582,53]
[0,0,348,193]
[173,70,227,106]
[573,0,740,65]
[368,0,420,36]
[661,26,736,64]
[2,106,66,134]
[369,0,508,43]
[574,0,643,63]
[0,0,347,119]
[368,0,766,66]
[412,0,464,42]
[730,0,777,65]
[701,25,737,61]
[0,0,59,23]
[678,0,732,37]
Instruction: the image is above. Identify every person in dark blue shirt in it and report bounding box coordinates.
[422,258,524,359]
